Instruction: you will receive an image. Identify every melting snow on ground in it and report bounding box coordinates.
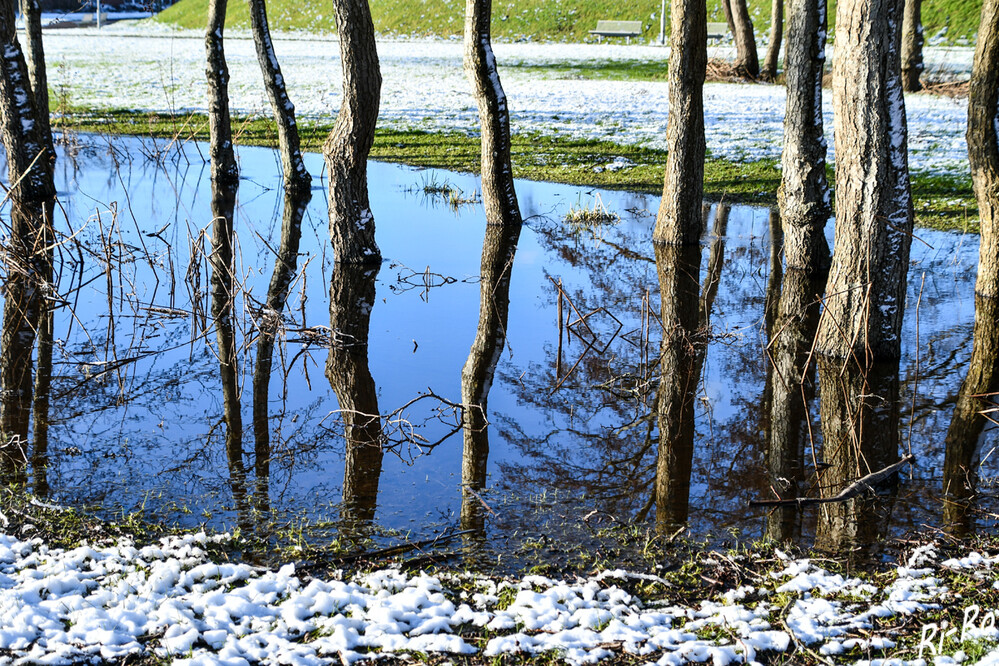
[44,23,972,178]
[2,532,999,664]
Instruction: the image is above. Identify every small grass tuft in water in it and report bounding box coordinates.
[414,174,481,211]
[563,193,620,228]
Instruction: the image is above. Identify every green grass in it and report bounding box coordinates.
[155,0,985,45]
[56,107,977,230]
[506,58,669,82]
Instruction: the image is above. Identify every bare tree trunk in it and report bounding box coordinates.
[730,0,760,79]
[206,0,238,184]
[464,0,521,228]
[815,0,913,360]
[653,0,706,246]
[942,296,999,537]
[0,0,53,205]
[901,0,924,92]
[779,0,830,274]
[19,0,53,164]
[460,222,521,533]
[968,0,999,299]
[0,0,56,473]
[325,0,381,264]
[460,0,522,535]
[327,265,383,527]
[720,0,736,34]
[252,188,311,518]
[761,0,783,81]
[248,0,310,191]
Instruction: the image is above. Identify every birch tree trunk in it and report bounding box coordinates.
[248,0,310,191]
[325,0,381,264]
[761,0,783,81]
[464,0,521,227]
[779,0,830,274]
[206,0,238,183]
[653,0,706,246]
[815,0,913,360]
[730,0,760,79]
[968,0,999,299]
[900,0,924,92]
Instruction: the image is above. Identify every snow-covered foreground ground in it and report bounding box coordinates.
[2,528,999,665]
[44,22,971,177]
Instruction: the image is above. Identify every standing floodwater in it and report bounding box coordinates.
[0,134,992,567]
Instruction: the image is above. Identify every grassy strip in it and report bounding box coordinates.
[505,58,670,82]
[155,0,984,45]
[56,108,977,231]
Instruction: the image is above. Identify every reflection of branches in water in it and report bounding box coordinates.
[318,390,463,463]
[387,261,459,302]
[498,204,783,535]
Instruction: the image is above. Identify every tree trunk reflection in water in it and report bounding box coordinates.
[460,222,522,536]
[0,200,53,484]
[252,188,311,518]
[654,244,701,530]
[814,357,900,559]
[942,296,999,536]
[764,269,824,543]
[209,178,250,532]
[327,265,383,530]
[0,270,33,481]
[654,204,727,531]
[31,304,53,497]
[760,209,784,435]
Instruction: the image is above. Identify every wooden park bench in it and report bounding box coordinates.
[706,22,731,41]
[79,12,109,25]
[590,20,644,43]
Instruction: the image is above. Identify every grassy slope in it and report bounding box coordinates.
[156,0,984,44]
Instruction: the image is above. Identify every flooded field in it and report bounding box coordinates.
[0,134,994,568]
